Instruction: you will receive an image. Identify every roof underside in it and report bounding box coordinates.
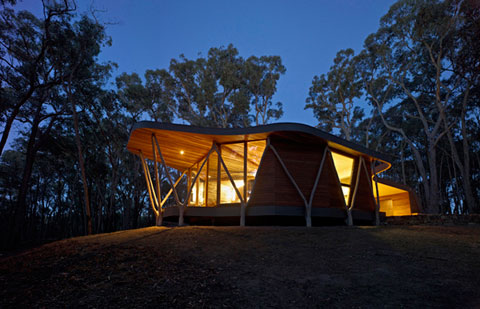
[126,122,392,172]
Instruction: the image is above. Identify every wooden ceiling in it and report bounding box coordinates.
[127,127,268,171]
[126,122,392,172]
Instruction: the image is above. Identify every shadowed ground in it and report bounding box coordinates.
[1,225,480,308]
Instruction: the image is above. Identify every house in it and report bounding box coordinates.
[126,122,420,226]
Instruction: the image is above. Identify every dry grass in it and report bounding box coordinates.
[1,225,480,308]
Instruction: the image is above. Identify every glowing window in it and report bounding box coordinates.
[189,140,266,206]
[221,143,245,204]
[331,152,354,205]
[246,140,266,200]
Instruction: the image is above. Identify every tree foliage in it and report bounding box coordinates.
[307,0,480,214]
[0,2,286,248]
[306,49,364,140]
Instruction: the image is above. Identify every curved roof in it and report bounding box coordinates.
[127,122,392,171]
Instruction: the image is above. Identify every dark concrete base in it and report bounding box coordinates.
[163,205,384,226]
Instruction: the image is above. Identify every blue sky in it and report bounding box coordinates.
[17,0,396,126]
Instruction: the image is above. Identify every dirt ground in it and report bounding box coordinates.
[1,225,480,308]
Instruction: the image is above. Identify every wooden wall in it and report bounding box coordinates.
[379,192,412,216]
[248,134,349,210]
[245,133,419,217]
[350,159,376,212]
[311,151,346,209]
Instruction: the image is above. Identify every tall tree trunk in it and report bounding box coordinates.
[425,142,439,214]
[69,96,92,235]
[460,90,477,213]
[107,166,119,232]
[7,102,58,247]
[9,120,39,247]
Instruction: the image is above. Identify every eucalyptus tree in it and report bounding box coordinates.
[355,0,479,213]
[0,3,76,156]
[164,44,286,128]
[244,55,285,125]
[305,49,364,141]
[166,44,249,127]
[115,70,176,227]
[56,13,111,235]
[2,0,112,245]
[7,86,68,246]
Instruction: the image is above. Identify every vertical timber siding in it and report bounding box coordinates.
[350,158,376,212]
[379,192,412,216]
[248,134,349,210]
[311,150,347,209]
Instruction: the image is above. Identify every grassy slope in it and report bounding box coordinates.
[1,226,480,308]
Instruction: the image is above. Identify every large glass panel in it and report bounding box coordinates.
[190,140,267,206]
[189,164,198,205]
[199,162,207,206]
[331,152,354,204]
[221,143,245,204]
[191,161,206,206]
[246,140,267,201]
[207,152,218,206]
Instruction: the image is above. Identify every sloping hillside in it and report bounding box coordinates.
[1,226,480,308]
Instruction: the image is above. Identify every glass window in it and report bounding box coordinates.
[189,140,267,206]
[246,140,266,200]
[191,161,206,206]
[221,143,245,204]
[206,152,218,207]
[331,151,354,205]
[189,165,198,205]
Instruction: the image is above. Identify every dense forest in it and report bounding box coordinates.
[1,0,479,248]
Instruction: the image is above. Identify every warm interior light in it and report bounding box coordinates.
[220,180,244,203]
[331,152,354,205]
[191,181,205,205]
[331,152,354,184]
[180,150,184,155]
[341,185,350,204]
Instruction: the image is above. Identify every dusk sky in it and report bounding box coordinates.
[18,0,397,126]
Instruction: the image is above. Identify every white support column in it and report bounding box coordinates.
[152,134,186,225]
[152,134,182,205]
[183,145,216,209]
[139,151,159,218]
[213,144,246,226]
[160,170,187,207]
[269,144,308,206]
[151,139,162,226]
[372,161,381,226]
[215,145,244,204]
[357,158,378,225]
[326,149,350,225]
[269,143,311,227]
[348,157,364,226]
[305,147,329,227]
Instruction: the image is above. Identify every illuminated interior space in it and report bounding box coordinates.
[331,152,354,205]
[373,179,420,216]
[188,140,266,206]
[127,122,421,226]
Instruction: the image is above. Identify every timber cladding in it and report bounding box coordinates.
[350,158,376,212]
[380,193,412,216]
[248,135,347,209]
